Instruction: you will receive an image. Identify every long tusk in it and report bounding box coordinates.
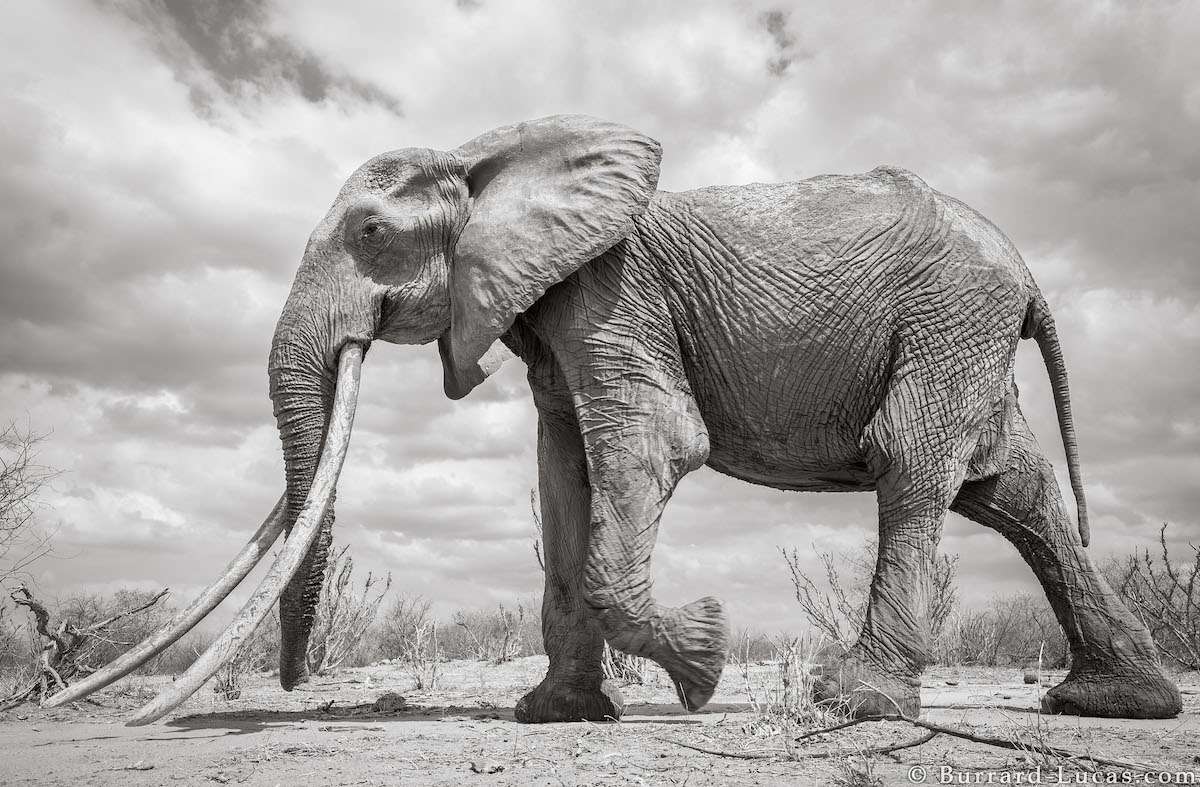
[43,495,288,709]
[125,343,363,727]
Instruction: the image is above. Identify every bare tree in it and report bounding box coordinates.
[781,538,958,649]
[306,544,392,676]
[2,584,167,709]
[0,420,59,584]
[1112,523,1199,670]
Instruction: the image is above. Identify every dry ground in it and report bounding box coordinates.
[0,659,1196,786]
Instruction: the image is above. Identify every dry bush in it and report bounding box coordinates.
[938,592,1068,668]
[782,538,958,651]
[377,594,440,689]
[0,604,38,698]
[306,543,392,676]
[441,601,541,663]
[736,633,847,740]
[601,642,648,685]
[734,627,780,663]
[1,420,59,584]
[1109,523,1199,669]
[831,755,884,787]
[54,588,181,671]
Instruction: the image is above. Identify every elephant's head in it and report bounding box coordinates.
[48,116,661,722]
[268,115,661,688]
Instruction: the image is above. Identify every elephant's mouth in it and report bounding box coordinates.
[41,343,366,726]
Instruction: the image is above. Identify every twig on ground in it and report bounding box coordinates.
[796,714,1156,771]
[660,710,1161,771]
[658,728,939,761]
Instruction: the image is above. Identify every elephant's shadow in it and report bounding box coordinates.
[161,701,748,735]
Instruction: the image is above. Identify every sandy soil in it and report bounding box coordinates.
[1,659,1196,786]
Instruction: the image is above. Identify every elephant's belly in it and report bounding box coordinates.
[704,435,876,492]
[687,331,888,493]
[706,452,875,492]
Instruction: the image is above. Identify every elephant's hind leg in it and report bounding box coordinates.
[815,469,960,717]
[515,379,624,723]
[951,412,1181,719]
[814,322,1016,718]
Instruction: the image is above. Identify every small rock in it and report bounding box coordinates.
[470,761,504,774]
[124,761,154,771]
[371,692,406,713]
[1022,671,1038,684]
[944,680,959,686]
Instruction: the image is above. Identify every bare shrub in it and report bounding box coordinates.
[782,539,957,650]
[601,642,648,685]
[736,633,846,740]
[378,595,440,689]
[54,587,183,672]
[831,754,884,787]
[939,593,1068,668]
[306,544,392,676]
[211,662,243,700]
[1,420,59,584]
[734,627,780,663]
[0,604,37,699]
[1109,523,1199,669]
[443,602,538,663]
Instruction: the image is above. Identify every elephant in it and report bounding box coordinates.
[53,115,1181,725]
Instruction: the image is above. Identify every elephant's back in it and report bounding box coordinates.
[664,166,945,277]
[645,169,1030,490]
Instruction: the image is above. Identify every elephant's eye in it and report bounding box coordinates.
[361,221,383,241]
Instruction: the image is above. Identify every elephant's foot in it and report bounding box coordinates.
[812,645,921,718]
[514,678,625,723]
[651,596,730,712]
[1042,667,1181,719]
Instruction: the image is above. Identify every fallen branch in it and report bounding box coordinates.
[660,710,1160,771]
[2,584,168,710]
[654,738,774,760]
[657,729,939,762]
[797,714,1156,772]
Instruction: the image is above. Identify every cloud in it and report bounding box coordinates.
[0,0,1197,636]
[114,0,403,117]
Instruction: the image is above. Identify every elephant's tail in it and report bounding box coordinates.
[1023,295,1089,547]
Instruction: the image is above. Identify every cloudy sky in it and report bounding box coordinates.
[1,0,1198,635]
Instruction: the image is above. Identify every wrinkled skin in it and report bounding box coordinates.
[269,115,1181,721]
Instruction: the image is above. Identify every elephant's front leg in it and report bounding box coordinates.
[571,376,727,712]
[515,400,625,723]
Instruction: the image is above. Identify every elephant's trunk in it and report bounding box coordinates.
[269,351,335,689]
[268,262,375,689]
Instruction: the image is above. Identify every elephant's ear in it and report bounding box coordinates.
[438,114,662,399]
